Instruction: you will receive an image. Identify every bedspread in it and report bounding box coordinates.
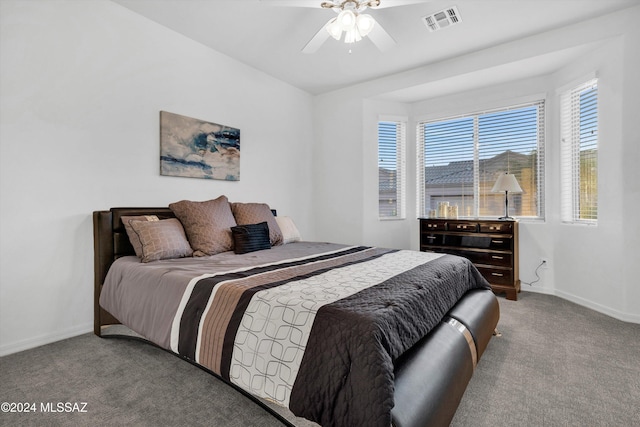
[100,243,490,427]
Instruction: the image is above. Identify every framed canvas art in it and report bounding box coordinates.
[160,111,240,181]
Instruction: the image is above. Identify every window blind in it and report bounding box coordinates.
[417,101,545,219]
[378,120,406,219]
[560,79,598,224]
[417,117,476,217]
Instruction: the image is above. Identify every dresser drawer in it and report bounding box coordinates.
[447,221,478,232]
[421,221,446,232]
[487,237,512,250]
[421,233,446,246]
[477,266,513,286]
[479,222,513,234]
[440,249,512,267]
[467,251,512,267]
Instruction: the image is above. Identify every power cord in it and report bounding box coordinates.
[521,259,546,286]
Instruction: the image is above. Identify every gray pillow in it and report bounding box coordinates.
[231,202,282,246]
[130,218,193,262]
[169,196,237,256]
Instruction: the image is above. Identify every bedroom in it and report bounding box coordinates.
[1,0,638,425]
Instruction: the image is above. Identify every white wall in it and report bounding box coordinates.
[313,6,640,322]
[311,94,365,245]
[362,99,413,249]
[549,38,629,319]
[0,0,315,355]
[620,18,640,322]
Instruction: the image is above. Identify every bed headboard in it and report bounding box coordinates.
[93,207,175,335]
[92,206,277,336]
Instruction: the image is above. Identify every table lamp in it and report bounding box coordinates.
[491,173,522,220]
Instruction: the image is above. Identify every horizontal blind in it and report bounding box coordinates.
[378,121,405,219]
[478,102,544,218]
[419,117,475,217]
[417,100,545,219]
[560,79,598,224]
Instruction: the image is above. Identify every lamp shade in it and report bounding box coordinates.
[326,17,342,40]
[337,9,356,30]
[356,14,375,37]
[491,173,523,193]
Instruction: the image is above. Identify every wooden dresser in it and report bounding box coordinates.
[419,218,520,300]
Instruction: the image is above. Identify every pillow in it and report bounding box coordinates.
[169,196,237,256]
[231,202,283,246]
[129,218,193,263]
[122,215,160,257]
[231,222,271,254]
[275,216,301,244]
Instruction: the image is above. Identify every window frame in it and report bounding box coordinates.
[416,100,546,220]
[377,117,407,220]
[560,78,599,225]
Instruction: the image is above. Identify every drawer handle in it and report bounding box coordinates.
[491,255,504,260]
[492,240,504,244]
[491,272,504,277]
[457,225,467,229]
[426,236,436,240]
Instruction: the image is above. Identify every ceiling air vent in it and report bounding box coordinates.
[422,6,462,32]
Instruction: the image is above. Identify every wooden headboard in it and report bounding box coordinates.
[92,207,175,336]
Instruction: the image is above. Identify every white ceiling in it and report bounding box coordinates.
[111,0,638,98]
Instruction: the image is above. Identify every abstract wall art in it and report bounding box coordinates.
[160,111,240,181]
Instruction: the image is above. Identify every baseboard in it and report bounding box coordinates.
[0,323,93,357]
[524,287,640,324]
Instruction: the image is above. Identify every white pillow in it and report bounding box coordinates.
[275,216,301,244]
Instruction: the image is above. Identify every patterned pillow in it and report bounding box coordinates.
[231,202,283,246]
[169,196,237,256]
[129,218,193,263]
[231,222,271,254]
[275,216,301,244]
[122,215,160,257]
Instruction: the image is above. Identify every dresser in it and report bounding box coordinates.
[419,218,520,300]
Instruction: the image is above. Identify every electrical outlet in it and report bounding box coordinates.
[540,258,549,268]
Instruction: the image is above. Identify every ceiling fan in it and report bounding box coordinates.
[262,0,430,53]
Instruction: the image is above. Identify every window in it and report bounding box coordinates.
[378,119,406,219]
[560,78,598,224]
[417,101,545,219]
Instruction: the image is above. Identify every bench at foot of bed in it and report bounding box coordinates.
[392,289,499,427]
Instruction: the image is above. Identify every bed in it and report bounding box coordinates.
[93,204,499,427]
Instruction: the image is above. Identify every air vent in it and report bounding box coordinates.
[422,6,462,32]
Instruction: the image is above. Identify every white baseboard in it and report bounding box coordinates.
[524,287,640,324]
[0,323,93,357]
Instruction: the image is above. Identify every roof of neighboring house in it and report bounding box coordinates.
[378,150,535,189]
[424,150,534,185]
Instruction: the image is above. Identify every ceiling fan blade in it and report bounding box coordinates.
[261,0,431,8]
[302,22,331,54]
[368,18,396,51]
[259,0,326,7]
[372,0,432,8]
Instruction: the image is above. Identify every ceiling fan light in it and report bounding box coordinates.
[356,14,375,37]
[337,9,356,31]
[326,17,342,40]
[344,27,361,44]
